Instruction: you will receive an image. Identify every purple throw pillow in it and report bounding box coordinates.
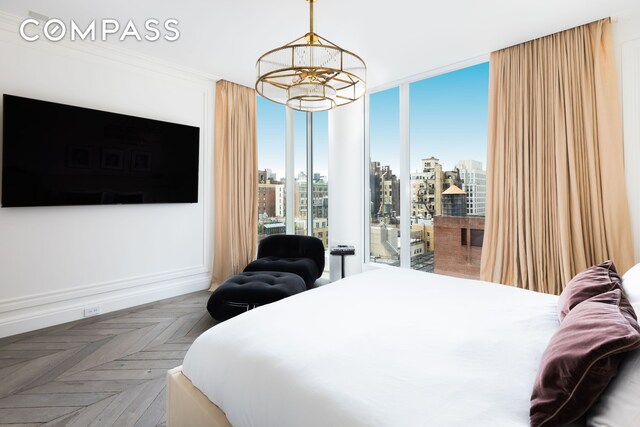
[530,289,640,427]
[557,261,622,321]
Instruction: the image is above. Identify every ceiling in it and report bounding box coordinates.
[0,0,638,90]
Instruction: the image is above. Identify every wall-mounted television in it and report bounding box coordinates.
[1,94,199,207]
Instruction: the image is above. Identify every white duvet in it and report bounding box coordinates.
[183,268,561,427]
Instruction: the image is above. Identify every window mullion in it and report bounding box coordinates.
[285,107,295,235]
[399,83,411,268]
[306,112,313,236]
[363,95,371,265]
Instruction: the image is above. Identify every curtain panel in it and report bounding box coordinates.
[210,80,258,289]
[480,19,634,294]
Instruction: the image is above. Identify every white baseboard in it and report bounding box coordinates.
[0,271,211,339]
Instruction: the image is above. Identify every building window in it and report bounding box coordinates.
[461,228,467,246]
[471,229,484,247]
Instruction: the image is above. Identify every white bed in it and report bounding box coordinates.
[177,268,564,427]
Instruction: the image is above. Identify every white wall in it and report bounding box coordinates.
[328,99,365,282]
[613,10,640,264]
[0,13,216,338]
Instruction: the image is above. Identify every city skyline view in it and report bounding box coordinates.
[259,62,488,180]
[257,61,490,278]
[371,62,490,173]
[368,62,490,276]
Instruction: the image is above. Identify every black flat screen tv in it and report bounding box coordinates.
[1,94,199,207]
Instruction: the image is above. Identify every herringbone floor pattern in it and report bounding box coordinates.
[0,291,216,426]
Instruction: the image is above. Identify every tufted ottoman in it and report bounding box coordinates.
[207,271,306,321]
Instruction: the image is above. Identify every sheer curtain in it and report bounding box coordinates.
[480,19,634,294]
[210,80,258,289]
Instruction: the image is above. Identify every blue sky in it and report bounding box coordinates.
[371,62,489,172]
[257,61,489,179]
[257,97,328,179]
[256,98,285,179]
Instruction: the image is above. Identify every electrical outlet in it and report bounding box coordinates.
[84,306,100,317]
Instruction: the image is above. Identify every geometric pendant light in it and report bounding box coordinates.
[255,0,366,112]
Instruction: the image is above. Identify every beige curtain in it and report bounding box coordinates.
[210,80,258,290]
[480,19,635,294]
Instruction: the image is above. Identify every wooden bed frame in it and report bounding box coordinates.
[166,366,232,427]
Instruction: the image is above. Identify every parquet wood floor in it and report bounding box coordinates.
[0,291,216,426]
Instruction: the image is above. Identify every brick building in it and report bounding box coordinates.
[433,216,485,279]
[257,183,284,218]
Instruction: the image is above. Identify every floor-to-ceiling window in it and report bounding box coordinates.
[409,62,489,278]
[257,97,286,240]
[368,61,489,279]
[369,87,401,266]
[257,99,330,277]
[295,111,330,278]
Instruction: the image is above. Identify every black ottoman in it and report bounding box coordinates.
[207,271,306,321]
[244,257,319,289]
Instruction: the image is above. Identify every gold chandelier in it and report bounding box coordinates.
[255,0,366,112]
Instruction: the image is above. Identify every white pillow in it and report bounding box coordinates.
[586,302,640,427]
[622,263,640,303]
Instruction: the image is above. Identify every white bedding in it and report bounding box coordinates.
[183,268,561,427]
